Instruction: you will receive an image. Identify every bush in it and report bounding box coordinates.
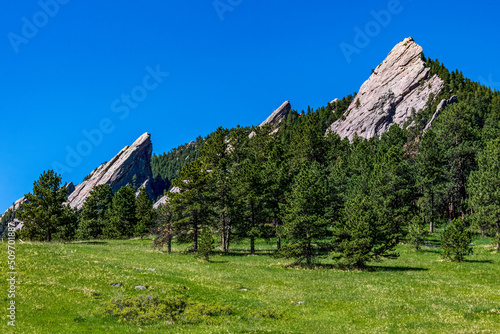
[441,218,473,262]
[104,293,186,325]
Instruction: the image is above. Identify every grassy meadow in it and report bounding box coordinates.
[1,236,499,333]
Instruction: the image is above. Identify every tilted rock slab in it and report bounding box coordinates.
[249,101,291,138]
[67,132,162,210]
[326,37,444,140]
[423,95,458,133]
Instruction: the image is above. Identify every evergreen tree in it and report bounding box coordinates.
[153,203,174,253]
[76,184,113,240]
[169,158,213,252]
[103,185,137,238]
[135,187,155,238]
[416,129,447,233]
[278,162,329,266]
[196,229,215,262]
[332,195,399,268]
[370,146,417,236]
[434,102,480,218]
[406,215,429,252]
[441,218,473,262]
[262,135,291,250]
[467,138,500,250]
[201,127,233,252]
[18,170,68,242]
[53,205,79,241]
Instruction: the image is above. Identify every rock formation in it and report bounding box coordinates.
[423,95,458,132]
[260,101,291,127]
[153,186,180,209]
[67,132,166,209]
[326,37,444,140]
[250,101,291,138]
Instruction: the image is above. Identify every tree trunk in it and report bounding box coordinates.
[167,235,172,254]
[274,218,281,250]
[496,220,500,251]
[429,192,434,234]
[250,236,255,255]
[224,225,230,252]
[193,224,198,252]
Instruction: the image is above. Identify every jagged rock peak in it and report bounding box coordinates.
[259,101,291,127]
[67,132,164,210]
[327,37,444,140]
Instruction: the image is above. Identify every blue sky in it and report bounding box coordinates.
[1,0,499,212]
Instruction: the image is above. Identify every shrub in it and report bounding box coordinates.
[104,293,186,325]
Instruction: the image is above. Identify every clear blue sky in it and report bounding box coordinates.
[1,0,499,212]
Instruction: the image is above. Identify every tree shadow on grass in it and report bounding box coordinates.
[463,259,493,264]
[207,260,229,264]
[73,241,108,245]
[217,250,275,257]
[364,265,429,272]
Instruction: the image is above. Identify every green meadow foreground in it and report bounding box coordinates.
[2,237,499,333]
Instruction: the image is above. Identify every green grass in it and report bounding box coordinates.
[1,236,499,333]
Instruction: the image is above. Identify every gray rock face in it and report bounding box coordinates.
[423,95,458,132]
[326,37,444,140]
[260,101,291,127]
[249,101,292,138]
[67,133,165,209]
[153,186,180,209]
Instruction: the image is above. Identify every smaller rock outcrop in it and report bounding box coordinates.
[423,95,458,132]
[260,101,291,127]
[250,101,292,138]
[153,186,180,209]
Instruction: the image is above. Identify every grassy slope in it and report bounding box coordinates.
[1,237,499,334]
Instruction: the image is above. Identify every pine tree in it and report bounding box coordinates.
[153,203,174,253]
[278,162,329,266]
[196,229,215,262]
[406,216,429,252]
[135,187,155,238]
[416,130,447,233]
[201,127,233,252]
[76,184,113,240]
[441,218,473,261]
[169,158,213,252]
[262,135,291,250]
[467,138,500,250]
[18,170,68,242]
[332,195,399,268]
[103,185,137,239]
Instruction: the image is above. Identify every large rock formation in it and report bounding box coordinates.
[67,132,166,209]
[1,133,168,232]
[327,37,444,140]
